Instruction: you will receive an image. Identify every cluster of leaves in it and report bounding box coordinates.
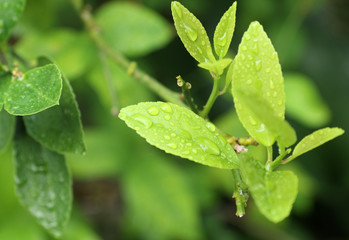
[0,0,85,237]
[119,1,344,223]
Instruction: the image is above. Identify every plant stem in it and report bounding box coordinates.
[267,146,273,163]
[98,50,119,117]
[80,7,185,107]
[266,148,291,172]
[201,75,220,118]
[232,169,248,217]
[176,75,199,114]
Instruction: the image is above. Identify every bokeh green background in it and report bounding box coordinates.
[1,0,348,239]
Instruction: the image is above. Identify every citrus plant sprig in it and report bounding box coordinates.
[119,1,344,222]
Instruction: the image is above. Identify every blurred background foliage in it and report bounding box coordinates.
[1,0,349,239]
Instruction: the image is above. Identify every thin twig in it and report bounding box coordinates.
[176,75,199,114]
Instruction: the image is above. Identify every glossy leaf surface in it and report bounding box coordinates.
[0,109,15,152]
[291,127,344,160]
[24,76,85,154]
[198,58,232,76]
[240,154,298,223]
[4,64,62,115]
[119,102,239,169]
[96,2,172,57]
[285,73,331,128]
[171,1,215,63]
[14,132,71,237]
[232,21,286,146]
[213,2,237,58]
[0,0,25,42]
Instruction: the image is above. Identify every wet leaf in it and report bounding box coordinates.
[231,21,286,146]
[198,58,232,76]
[213,2,237,58]
[119,102,239,169]
[284,73,331,128]
[14,132,71,238]
[24,76,85,154]
[171,1,215,63]
[291,127,344,160]
[0,109,15,152]
[96,2,172,57]
[239,154,298,223]
[4,64,62,115]
[0,0,25,42]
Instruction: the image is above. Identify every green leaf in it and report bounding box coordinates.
[239,154,298,223]
[291,127,344,160]
[14,131,71,238]
[238,91,296,148]
[23,76,85,154]
[96,2,173,57]
[0,108,15,152]
[284,73,331,128]
[231,21,286,146]
[123,151,201,239]
[119,102,239,169]
[171,1,215,63]
[213,2,237,58]
[0,0,25,42]
[4,64,62,115]
[16,29,95,79]
[198,58,232,75]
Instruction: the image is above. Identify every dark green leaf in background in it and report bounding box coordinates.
[213,2,237,59]
[24,76,85,154]
[119,102,239,169]
[0,108,15,152]
[96,2,173,57]
[0,73,12,110]
[4,64,62,115]
[284,73,331,128]
[0,0,26,42]
[14,132,71,238]
[239,154,298,223]
[171,1,216,63]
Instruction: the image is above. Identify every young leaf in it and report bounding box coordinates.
[119,102,239,169]
[0,108,15,152]
[290,127,344,160]
[24,76,85,154]
[14,132,71,238]
[4,64,62,115]
[171,1,216,63]
[198,58,232,75]
[231,21,286,146]
[96,2,173,57]
[239,154,298,223]
[0,0,25,42]
[213,2,237,58]
[284,73,331,128]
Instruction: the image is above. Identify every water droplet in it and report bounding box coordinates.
[164,135,171,140]
[206,122,215,132]
[217,32,227,46]
[131,113,152,129]
[201,40,205,46]
[192,148,198,154]
[178,129,192,139]
[266,91,271,97]
[265,68,271,73]
[242,46,247,51]
[147,106,159,116]
[255,60,262,71]
[246,79,252,85]
[278,100,283,106]
[251,43,259,54]
[195,137,220,156]
[270,80,275,89]
[171,133,176,137]
[172,2,182,18]
[248,55,253,60]
[272,91,278,97]
[167,143,177,149]
[160,103,173,113]
[241,54,246,60]
[249,116,257,125]
[183,150,190,155]
[170,122,175,127]
[164,114,171,121]
[245,33,251,40]
[184,24,198,41]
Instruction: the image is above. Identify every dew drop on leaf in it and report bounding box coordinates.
[196,137,221,156]
[164,114,171,121]
[184,24,198,41]
[172,2,182,18]
[147,106,159,116]
[160,102,173,113]
[206,122,216,132]
[255,60,262,71]
[167,143,178,149]
[131,113,153,129]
